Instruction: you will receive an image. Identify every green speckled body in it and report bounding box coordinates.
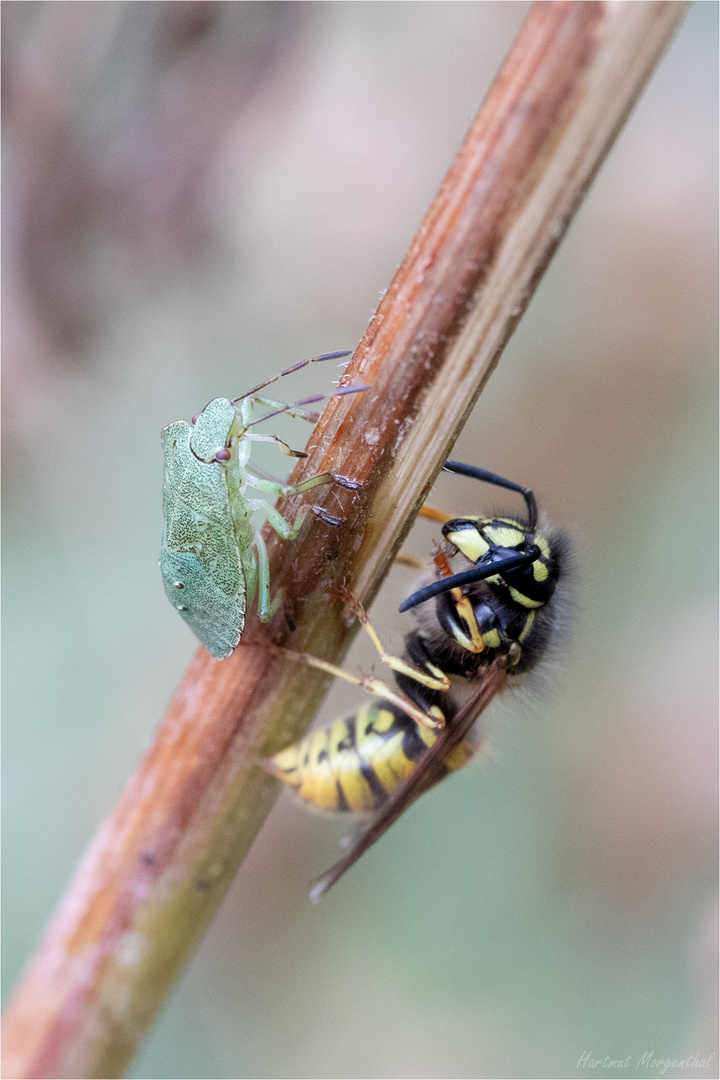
[160,399,252,659]
[161,353,359,658]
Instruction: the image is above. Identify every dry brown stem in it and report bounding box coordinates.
[2,3,687,1076]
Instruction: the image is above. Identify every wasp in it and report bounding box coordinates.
[262,460,570,901]
[160,351,367,659]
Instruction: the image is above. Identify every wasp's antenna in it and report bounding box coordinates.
[443,461,537,530]
[398,548,538,613]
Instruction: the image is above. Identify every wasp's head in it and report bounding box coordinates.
[442,516,560,610]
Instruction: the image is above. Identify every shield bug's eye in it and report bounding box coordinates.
[214,448,231,462]
[191,413,201,425]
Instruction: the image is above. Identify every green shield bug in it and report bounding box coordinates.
[161,352,366,659]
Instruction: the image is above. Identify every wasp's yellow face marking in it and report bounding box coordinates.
[483,523,525,549]
[444,516,554,611]
[446,527,489,563]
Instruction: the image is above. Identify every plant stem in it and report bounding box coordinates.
[2,3,687,1076]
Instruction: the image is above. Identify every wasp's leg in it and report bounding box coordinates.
[431,544,485,654]
[418,504,454,524]
[394,552,424,570]
[331,588,450,694]
[247,641,445,733]
[392,504,451,572]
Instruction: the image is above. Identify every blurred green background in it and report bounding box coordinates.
[3,4,717,1078]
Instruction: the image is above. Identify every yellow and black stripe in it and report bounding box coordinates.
[265,701,476,813]
[443,517,556,609]
[264,460,568,819]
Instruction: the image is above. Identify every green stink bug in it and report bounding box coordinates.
[161,352,363,659]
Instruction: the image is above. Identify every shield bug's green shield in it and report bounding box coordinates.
[160,399,246,659]
[160,358,362,658]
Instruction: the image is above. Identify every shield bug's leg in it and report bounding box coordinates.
[248,498,312,543]
[253,531,283,622]
[233,351,352,404]
[246,470,335,500]
[243,384,369,434]
[243,432,309,459]
[244,470,339,544]
[245,396,323,425]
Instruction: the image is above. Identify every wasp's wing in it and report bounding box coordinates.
[309,662,508,902]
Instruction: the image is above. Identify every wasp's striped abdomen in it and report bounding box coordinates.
[265,700,476,813]
[263,461,568,828]
[260,460,570,898]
